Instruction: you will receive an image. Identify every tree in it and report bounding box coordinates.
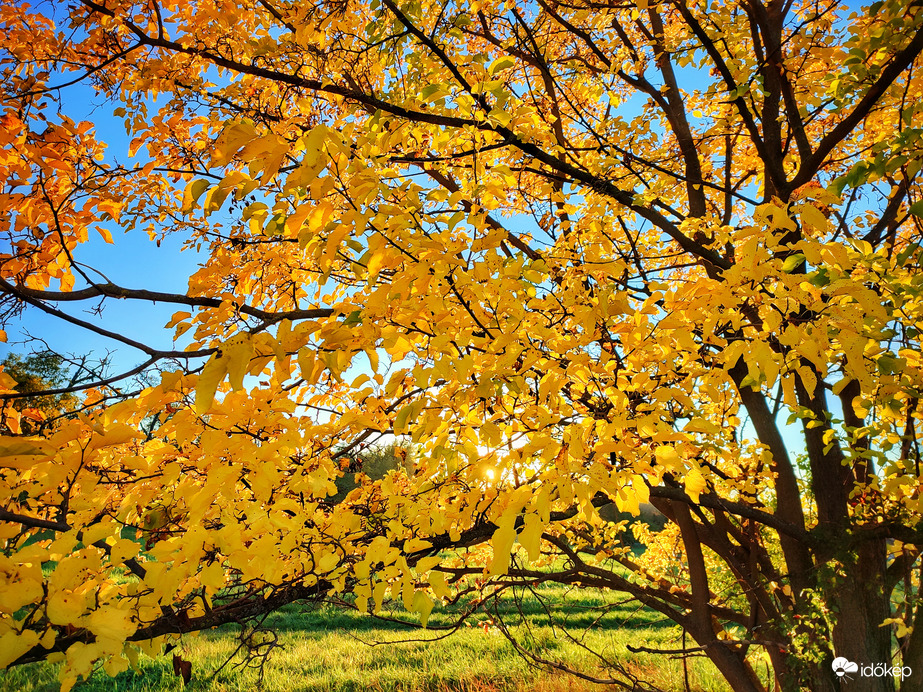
[1,0,922,689]
[0,351,79,434]
[330,441,414,501]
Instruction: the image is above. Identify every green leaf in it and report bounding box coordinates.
[264,212,287,237]
[829,175,849,197]
[342,310,363,326]
[420,84,446,102]
[739,373,761,391]
[488,109,511,127]
[897,242,920,266]
[394,401,422,434]
[488,56,516,76]
[143,505,169,531]
[809,268,830,287]
[781,253,806,273]
[908,201,923,217]
[877,355,906,376]
[906,158,922,179]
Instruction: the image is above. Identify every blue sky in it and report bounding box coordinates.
[2,229,203,367]
[1,78,205,377]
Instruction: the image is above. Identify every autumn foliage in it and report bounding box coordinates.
[1,0,923,690]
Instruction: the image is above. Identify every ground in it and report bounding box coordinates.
[0,579,736,691]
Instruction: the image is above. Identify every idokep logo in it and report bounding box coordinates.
[832,658,858,678]
[832,657,911,680]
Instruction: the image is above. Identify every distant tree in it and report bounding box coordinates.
[332,442,415,502]
[0,352,77,433]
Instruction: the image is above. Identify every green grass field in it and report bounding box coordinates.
[1,581,734,692]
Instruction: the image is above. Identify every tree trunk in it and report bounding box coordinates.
[829,538,895,692]
[897,595,923,692]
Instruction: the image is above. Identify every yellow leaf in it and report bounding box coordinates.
[109,538,139,565]
[165,311,191,329]
[416,556,441,573]
[212,119,259,165]
[394,400,422,434]
[0,630,40,668]
[372,581,387,613]
[0,436,54,460]
[195,351,229,415]
[47,590,86,625]
[315,551,339,573]
[366,251,384,280]
[87,608,136,644]
[615,485,640,516]
[202,184,231,216]
[404,537,432,552]
[257,135,288,184]
[654,445,681,469]
[428,570,450,599]
[0,371,17,390]
[224,334,254,391]
[285,204,311,237]
[411,591,434,628]
[0,575,42,613]
[683,419,720,435]
[142,505,169,531]
[366,349,379,373]
[200,561,226,589]
[518,514,543,562]
[103,654,129,677]
[90,422,141,449]
[488,518,517,576]
[82,522,117,545]
[488,56,517,76]
[684,468,707,503]
[182,179,210,213]
[297,348,325,383]
[4,409,21,435]
[63,641,103,679]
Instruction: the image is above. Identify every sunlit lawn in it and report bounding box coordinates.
[2,581,732,691]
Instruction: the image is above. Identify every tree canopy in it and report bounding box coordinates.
[1,0,923,690]
[0,351,78,434]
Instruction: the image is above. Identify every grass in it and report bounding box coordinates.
[1,580,733,692]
